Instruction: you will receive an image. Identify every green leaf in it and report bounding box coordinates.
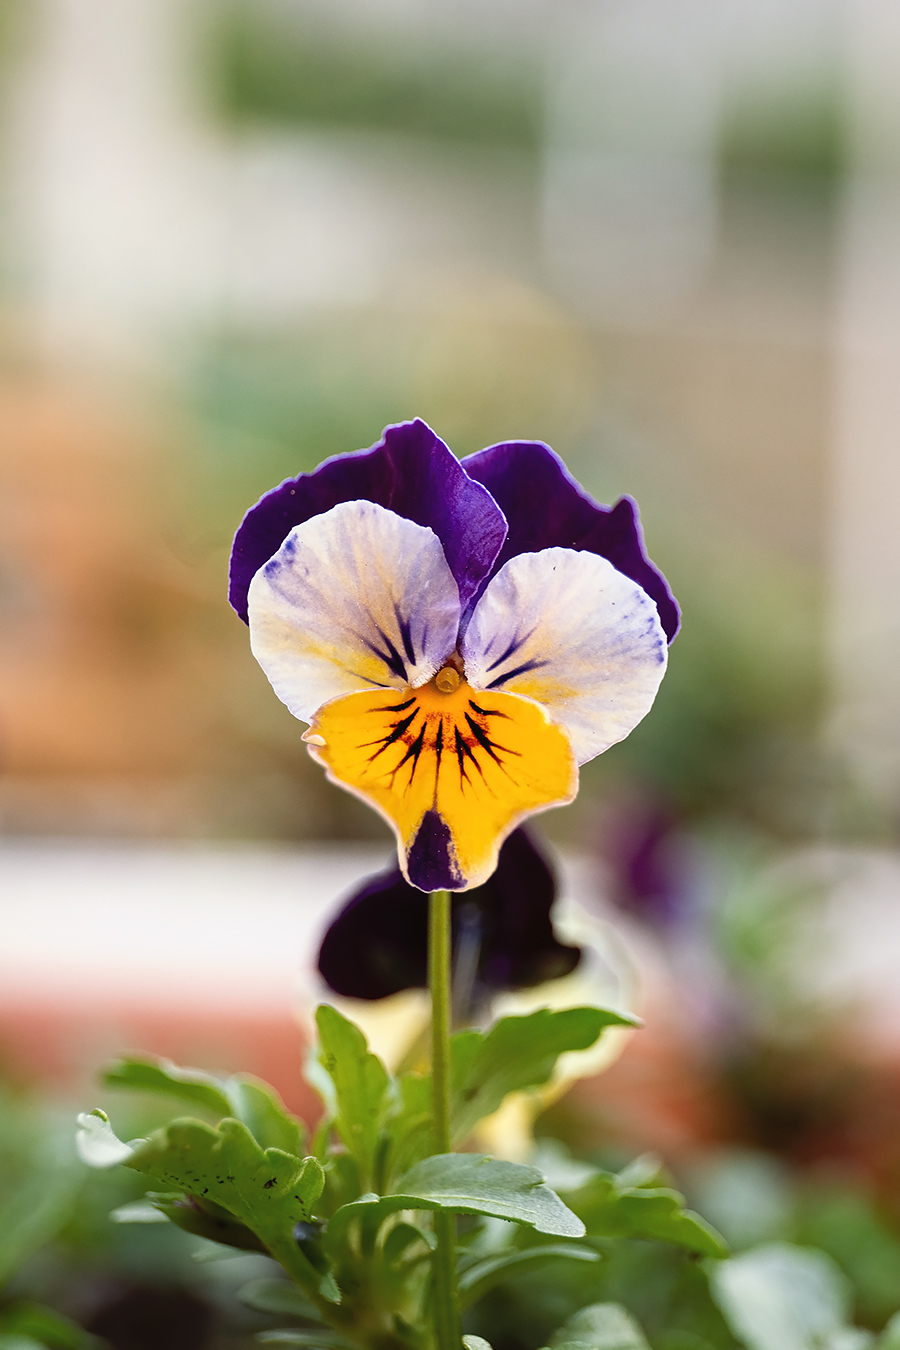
[459,1243,601,1310]
[148,1193,269,1253]
[238,1277,323,1320]
[0,1302,98,1350]
[613,1155,663,1189]
[256,1334,354,1348]
[383,1072,433,1177]
[329,1153,585,1244]
[190,1241,253,1263]
[225,1078,306,1156]
[0,1147,81,1285]
[314,1005,390,1187]
[124,1117,326,1293]
[450,1008,639,1144]
[566,1170,728,1259]
[545,1302,651,1350]
[879,1313,900,1349]
[103,1058,306,1155]
[103,1058,233,1116]
[708,1243,862,1350]
[0,1336,46,1350]
[381,1222,435,1266]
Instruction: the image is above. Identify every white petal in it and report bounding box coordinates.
[462,548,667,764]
[248,501,460,722]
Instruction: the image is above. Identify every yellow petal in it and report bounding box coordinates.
[306,677,577,890]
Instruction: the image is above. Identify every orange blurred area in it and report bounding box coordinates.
[0,997,319,1122]
[0,379,210,788]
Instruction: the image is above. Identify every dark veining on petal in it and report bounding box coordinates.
[468,701,508,719]
[363,709,420,758]
[464,712,507,767]
[394,607,417,667]
[371,696,417,712]
[354,691,520,819]
[485,629,535,673]
[485,657,551,689]
[361,626,409,682]
[454,725,484,789]
[394,720,428,783]
[344,671,393,688]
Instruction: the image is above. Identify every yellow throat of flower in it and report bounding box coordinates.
[305,670,577,889]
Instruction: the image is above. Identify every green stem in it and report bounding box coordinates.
[428,889,461,1350]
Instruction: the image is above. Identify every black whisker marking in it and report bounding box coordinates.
[361,624,409,682]
[394,606,417,666]
[371,696,416,712]
[362,710,419,758]
[464,713,505,766]
[487,740,521,761]
[454,726,486,788]
[485,629,533,672]
[486,658,550,689]
[392,721,427,785]
[468,700,508,719]
[345,671,392,688]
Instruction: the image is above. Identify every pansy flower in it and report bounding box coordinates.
[230,419,678,892]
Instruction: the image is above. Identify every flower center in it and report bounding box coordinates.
[434,664,461,694]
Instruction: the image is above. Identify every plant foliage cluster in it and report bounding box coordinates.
[53,1003,900,1350]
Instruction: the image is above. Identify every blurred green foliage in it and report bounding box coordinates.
[470,1238,741,1350]
[207,1,541,149]
[0,1087,81,1289]
[689,1150,900,1333]
[581,560,826,838]
[719,77,846,182]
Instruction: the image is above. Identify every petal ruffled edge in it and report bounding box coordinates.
[462,440,680,641]
[462,546,668,765]
[230,418,507,622]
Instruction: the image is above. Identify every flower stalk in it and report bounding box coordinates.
[428,888,461,1350]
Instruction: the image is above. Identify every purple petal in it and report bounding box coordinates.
[230,419,507,623]
[317,867,429,1000]
[601,795,688,930]
[317,827,580,1001]
[462,441,680,642]
[406,810,462,892]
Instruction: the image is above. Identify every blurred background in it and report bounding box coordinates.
[2,0,900,1343]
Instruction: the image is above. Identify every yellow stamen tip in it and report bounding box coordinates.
[434,665,461,694]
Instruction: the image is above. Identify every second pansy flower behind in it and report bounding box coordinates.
[230,419,678,891]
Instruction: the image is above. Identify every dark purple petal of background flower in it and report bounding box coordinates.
[600,794,689,930]
[229,419,507,622]
[317,828,580,1001]
[463,441,680,641]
